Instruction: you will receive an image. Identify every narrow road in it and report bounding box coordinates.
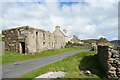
[2,50,89,78]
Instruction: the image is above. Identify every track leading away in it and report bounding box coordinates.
[2,50,89,78]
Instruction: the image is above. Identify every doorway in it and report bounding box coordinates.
[20,42,25,53]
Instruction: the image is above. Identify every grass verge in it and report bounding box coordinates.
[18,51,105,79]
[1,48,89,65]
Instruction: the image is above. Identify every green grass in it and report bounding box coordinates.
[81,39,98,43]
[0,34,1,41]
[18,51,106,79]
[1,48,89,65]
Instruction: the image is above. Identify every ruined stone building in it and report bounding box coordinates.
[2,26,70,54]
[53,26,71,43]
[71,35,83,44]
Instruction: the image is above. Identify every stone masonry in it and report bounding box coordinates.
[97,46,120,78]
[53,26,70,43]
[2,26,67,54]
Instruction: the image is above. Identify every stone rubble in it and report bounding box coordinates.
[80,70,94,76]
[84,70,92,75]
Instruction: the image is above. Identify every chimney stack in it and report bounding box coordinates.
[55,26,60,30]
[63,29,66,33]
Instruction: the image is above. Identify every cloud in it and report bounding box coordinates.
[1,0,118,40]
[98,35,106,38]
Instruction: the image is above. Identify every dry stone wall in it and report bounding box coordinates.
[97,46,120,78]
[66,45,92,49]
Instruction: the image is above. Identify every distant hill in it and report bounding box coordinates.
[81,39,98,43]
[110,40,120,46]
[81,39,120,46]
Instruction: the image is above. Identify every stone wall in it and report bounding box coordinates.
[53,26,66,45]
[97,46,120,78]
[2,26,26,53]
[66,45,92,49]
[25,28,37,53]
[0,41,5,56]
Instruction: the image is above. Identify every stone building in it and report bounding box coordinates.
[71,35,83,44]
[96,37,109,45]
[53,26,71,43]
[2,26,66,54]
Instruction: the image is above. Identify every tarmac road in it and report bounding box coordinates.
[2,50,89,78]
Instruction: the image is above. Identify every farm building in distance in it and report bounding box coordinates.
[96,37,109,45]
[71,35,84,44]
[2,26,70,54]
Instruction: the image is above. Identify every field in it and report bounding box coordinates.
[19,51,106,79]
[1,48,89,65]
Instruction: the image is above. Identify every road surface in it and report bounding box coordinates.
[2,50,89,78]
